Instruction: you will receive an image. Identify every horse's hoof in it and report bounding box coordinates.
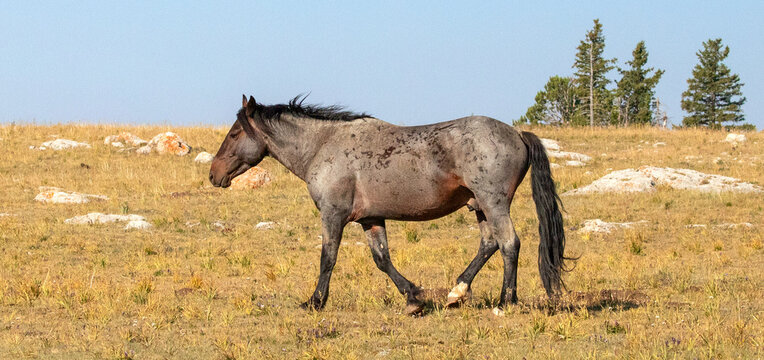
[492,307,505,317]
[299,299,322,311]
[445,282,470,308]
[405,302,425,316]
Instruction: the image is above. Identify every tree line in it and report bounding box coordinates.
[516,19,748,129]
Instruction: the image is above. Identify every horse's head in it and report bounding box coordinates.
[209,95,268,187]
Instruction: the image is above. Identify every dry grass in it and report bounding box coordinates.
[0,124,762,359]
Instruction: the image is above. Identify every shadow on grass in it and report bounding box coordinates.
[410,288,650,316]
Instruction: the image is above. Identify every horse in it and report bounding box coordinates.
[209,95,572,315]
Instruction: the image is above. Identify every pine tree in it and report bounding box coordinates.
[615,41,664,126]
[516,76,576,126]
[572,19,616,126]
[681,38,746,128]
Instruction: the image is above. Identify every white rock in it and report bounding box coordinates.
[540,138,561,151]
[136,145,152,154]
[194,152,215,163]
[35,187,108,204]
[564,166,763,195]
[547,150,592,163]
[565,160,586,167]
[37,139,90,150]
[104,132,147,147]
[125,220,152,230]
[550,163,562,169]
[540,138,592,163]
[255,221,276,230]
[653,142,666,147]
[724,133,746,143]
[65,212,145,225]
[579,219,647,234]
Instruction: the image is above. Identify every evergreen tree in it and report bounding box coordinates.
[572,19,616,126]
[615,41,664,126]
[516,76,576,126]
[681,38,746,128]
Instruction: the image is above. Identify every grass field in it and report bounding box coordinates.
[0,124,762,359]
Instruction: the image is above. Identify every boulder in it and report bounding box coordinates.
[65,212,151,230]
[579,219,647,234]
[125,220,153,230]
[104,132,147,147]
[35,187,108,204]
[565,166,763,195]
[724,133,746,144]
[540,138,561,151]
[255,221,276,230]
[36,139,90,151]
[230,167,272,190]
[194,152,215,163]
[540,138,592,163]
[64,212,145,224]
[137,132,191,155]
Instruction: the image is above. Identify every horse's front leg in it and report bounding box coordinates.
[300,213,345,310]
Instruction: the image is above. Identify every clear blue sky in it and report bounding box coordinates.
[1,1,762,128]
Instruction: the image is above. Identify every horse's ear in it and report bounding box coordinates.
[245,96,257,115]
[242,94,247,108]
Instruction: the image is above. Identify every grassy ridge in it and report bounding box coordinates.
[0,124,762,359]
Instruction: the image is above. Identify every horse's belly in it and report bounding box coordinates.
[356,178,473,221]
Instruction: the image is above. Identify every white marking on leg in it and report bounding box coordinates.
[492,307,505,317]
[447,282,469,301]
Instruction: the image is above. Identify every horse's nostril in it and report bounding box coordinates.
[209,173,214,182]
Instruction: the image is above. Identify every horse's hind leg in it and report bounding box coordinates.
[495,214,521,314]
[362,220,423,315]
[445,209,499,307]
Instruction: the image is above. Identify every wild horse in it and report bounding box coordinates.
[210,95,572,315]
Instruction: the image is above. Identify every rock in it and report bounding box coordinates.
[550,163,562,169]
[230,167,272,190]
[540,138,592,164]
[548,150,592,162]
[64,212,145,225]
[565,160,586,167]
[36,139,90,151]
[564,166,763,195]
[579,219,647,234]
[540,138,561,151]
[35,187,108,204]
[125,220,152,230]
[255,221,276,230]
[136,145,152,154]
[137,132,191,155]
[194,152,214,163]
[653,142,666,147]
[724,133,746,144]
[104,132,147,147]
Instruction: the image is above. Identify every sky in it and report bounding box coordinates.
[1,1,762,128]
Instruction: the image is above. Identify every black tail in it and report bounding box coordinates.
[520,131,573,297]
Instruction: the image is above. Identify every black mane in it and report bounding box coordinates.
[251,95,371,122]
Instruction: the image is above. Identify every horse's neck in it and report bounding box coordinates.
[264,116,333,181]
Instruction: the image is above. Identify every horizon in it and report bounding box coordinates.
[1,2,761,129]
